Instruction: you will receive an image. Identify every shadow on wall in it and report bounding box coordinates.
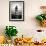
[30,16,40,27]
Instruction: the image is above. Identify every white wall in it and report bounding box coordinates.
[0,0,46,38]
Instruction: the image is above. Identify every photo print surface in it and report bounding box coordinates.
[9,1,24,21]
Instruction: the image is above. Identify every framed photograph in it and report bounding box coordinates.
[9,1,24,21]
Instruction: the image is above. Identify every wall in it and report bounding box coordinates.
[0,0,46,38]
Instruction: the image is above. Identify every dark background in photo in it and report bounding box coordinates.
[11,5,22,19]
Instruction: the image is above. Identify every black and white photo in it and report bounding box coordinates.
[9,1,24,21]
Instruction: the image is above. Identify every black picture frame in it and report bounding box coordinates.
[9,1,24,21]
